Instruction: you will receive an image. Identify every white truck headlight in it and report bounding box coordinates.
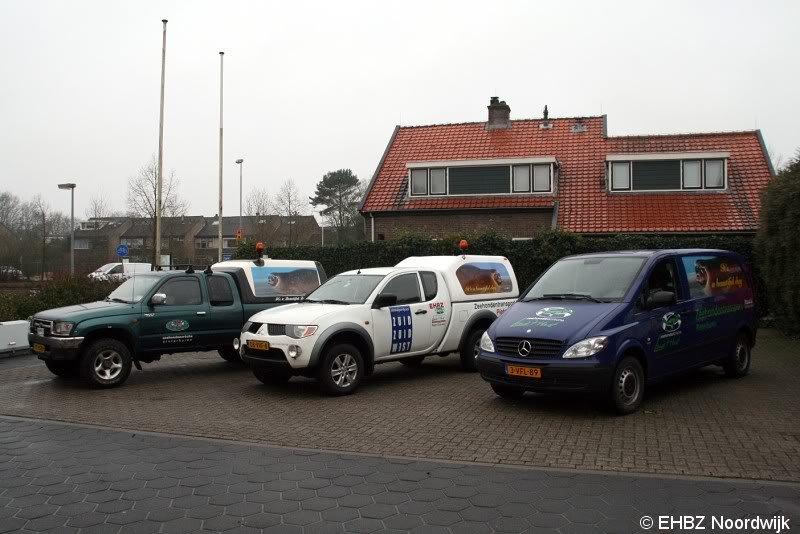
[288,325,318,339]
[51,322,75,337]
[563,336,608,359]
[479,331,495,353]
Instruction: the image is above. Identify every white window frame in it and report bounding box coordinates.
[532,164,552,192]
[407,159,556,198]
[681,160,703,190]
[703,159,726,190]
[409,168,429,196]
[73,239,90,250]
[607,156,728,193]
[429,168,447,195]
[610,162,631,191]
[512,165,531,193]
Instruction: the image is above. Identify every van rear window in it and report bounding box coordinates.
[681,255,749,299]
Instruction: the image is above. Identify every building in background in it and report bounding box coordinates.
[360,97,774,240]
[72,215,323,273]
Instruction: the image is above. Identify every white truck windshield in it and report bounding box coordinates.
[304,274,384,304]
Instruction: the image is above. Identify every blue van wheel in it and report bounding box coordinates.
[610,356,644,415]
[723,334,751,378]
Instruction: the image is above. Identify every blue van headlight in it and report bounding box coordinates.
[479,331,495,352]
[563,336,608,359]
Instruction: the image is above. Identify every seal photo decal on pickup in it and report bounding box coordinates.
[390,306,413,354]
[165,319,189,332]
[536,307,573,319]
[455,262,513,295]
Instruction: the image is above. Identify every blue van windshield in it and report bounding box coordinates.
[523,256,646,302]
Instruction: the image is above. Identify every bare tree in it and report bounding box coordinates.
[272,179,308,247]
[85,193,120,220]
[127,155,188,264]
[244,187,272,217]
[0,191,23,231]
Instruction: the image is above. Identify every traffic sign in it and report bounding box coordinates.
[116,244,129,257]
[223,253,233,261]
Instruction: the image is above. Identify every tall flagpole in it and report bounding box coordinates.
[218,51,224,263]
[155,19,167,269]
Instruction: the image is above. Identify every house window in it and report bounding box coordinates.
[611,162,631,190]
[705,160,725,189]
[195,238,215,249]
[609,158,727,192]
[512,165,530,192]
[533,164,551,192]
[73,239,90,250]
[223,238,238,249]
[410,169,428,196]
[429,168,446,195]
[682,160,702,189]
[408,161,555,197]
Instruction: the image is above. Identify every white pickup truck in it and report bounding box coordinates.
[239,255,519,394]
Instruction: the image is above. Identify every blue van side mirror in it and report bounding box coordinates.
[646,290,676,310]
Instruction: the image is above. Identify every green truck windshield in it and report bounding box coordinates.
[107,275,162,303]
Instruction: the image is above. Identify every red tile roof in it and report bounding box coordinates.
[360,116,773,233]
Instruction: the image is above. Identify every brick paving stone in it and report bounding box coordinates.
[1,331,799,482]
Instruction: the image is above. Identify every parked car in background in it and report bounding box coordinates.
[30,257,326,388]
[88,262,152,281]
[240,254,519,395]
[0,265,24,280]
[478,249,756,414]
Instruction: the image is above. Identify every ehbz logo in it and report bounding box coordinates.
[661,312,681,333]
[536,307,573,319]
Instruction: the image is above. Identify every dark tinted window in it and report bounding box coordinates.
[420,271,438,301]
[159,278,202,306]
[207,275,234,306]
[108,265,123,274]
[382,273,421,305]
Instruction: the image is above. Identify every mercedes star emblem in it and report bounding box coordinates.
[517,340,532,357]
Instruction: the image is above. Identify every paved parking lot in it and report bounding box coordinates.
[2,417,798,534]
[0,330,798,482]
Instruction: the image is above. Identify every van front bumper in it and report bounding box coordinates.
[477,353,613,393]
[28,334,84,361]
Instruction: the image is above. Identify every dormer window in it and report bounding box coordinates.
[408,157,555,197]
[607,152,729,192]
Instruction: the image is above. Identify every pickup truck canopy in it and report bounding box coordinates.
[212,259,327,304]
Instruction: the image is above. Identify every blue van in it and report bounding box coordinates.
[477,250,756,414]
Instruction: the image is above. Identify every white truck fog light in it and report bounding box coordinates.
[232,338,240,350]
[288,345,302,359]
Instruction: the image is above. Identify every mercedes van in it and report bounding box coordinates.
[477,249,756,414]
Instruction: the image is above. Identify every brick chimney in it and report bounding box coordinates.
[486,96,511,130]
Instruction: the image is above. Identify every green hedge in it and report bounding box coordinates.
[0,278,121,322]
[237,230,765,315]
[755,152,800,336]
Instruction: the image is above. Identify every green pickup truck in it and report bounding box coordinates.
[29,259,326,388]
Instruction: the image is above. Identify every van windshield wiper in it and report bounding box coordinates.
[541,293,602,303]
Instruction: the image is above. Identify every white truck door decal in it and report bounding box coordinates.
[390,306,413,354]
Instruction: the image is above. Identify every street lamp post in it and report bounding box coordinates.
[235,158,243,236]
[57,183,76,275]
[218,51,224,263]
[155,19,168,269]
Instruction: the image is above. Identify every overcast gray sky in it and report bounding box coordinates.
[1,0,798,219]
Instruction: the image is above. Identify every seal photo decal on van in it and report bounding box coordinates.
[166,319,190,332]
[661,312,681,333]
[536,307,573,319]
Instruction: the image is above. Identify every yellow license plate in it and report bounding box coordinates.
[247,340,270,351]
[506,365,541,378]
[33,343,46,353]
